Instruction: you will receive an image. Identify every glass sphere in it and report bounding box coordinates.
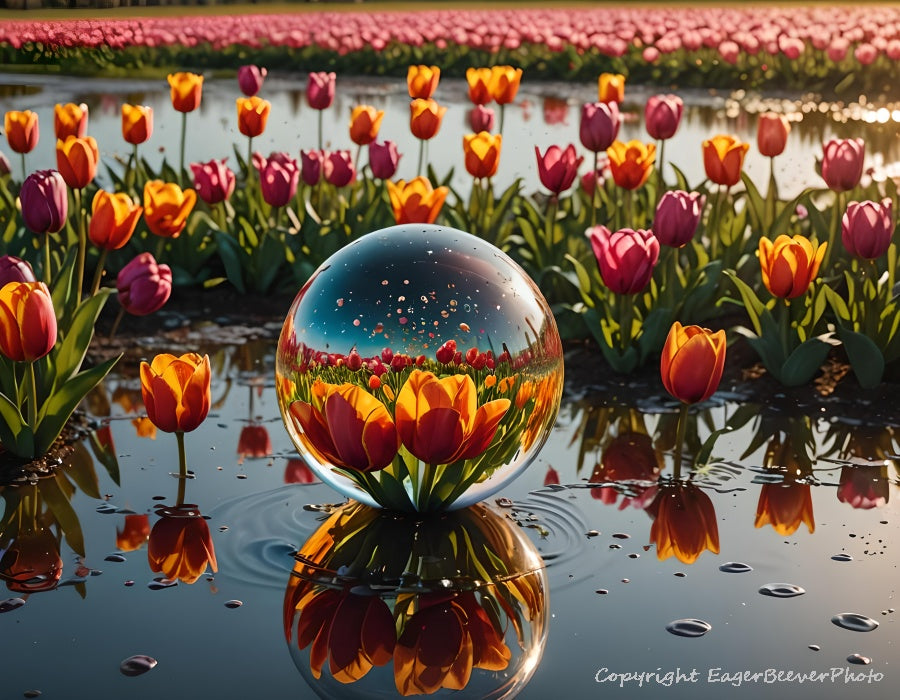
[275,224,563,512]
[284,501,549,698]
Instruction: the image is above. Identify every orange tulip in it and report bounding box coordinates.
[394,369,510,464]
[139,352,211,433]
[88,190,142,250]
[289,380,398,472]
[758,234,826,299]
[53,102,88,140]
[4,109,39,154]
[463,131,502,179]
[386,177,449,224]
[660,322,726,405]
[466,67,493,105]
[167,71,203,113]
[0,281,57,362]
[116,514,151,552]
[607,139,656,190]
[702,134,749,187]
[143,180,197,238]
[409,98,446,140]
[121,104,153,145]
[647,481,720,564]
[598,72,625,104]
[407,64,440,99]
[147,505,218,584]
[236,95,271,138]
[394,591,511,694]
[349,104,384,146]
[133,416,157,440]
[489,65,523,104]
[56,135,99,189]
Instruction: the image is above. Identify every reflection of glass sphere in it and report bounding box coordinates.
[284,501,548,699]
[276,224,563,512]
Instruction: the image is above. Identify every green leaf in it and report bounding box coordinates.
[740,171,765,232]
[822,284,852,323]
[836,324,885,388]
[779,338,832,386]
[0,390,34,458]
[636,306,674,362]
[694,424,734,469]
[62,440,102,500]
[723,269,766,336]
[215,230,247,293]
[88,428,120,486]
[670,163,690,191]
[40,473,85,557]
[54,288,111,385]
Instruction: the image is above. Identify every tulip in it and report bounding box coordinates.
[116,514,151,552]
[289,380,398,472]
[653,190,705,248]
[545,466,561,486]
[300,149,323,186]
[296,589,396,682]
[542,96,569,125]
[53,102,88,140]
[349,104,384,146]
[757,113,790,157]
[821,138,865,192]
[579,101,620,153]
[56,135,99,189]
[0,151,10,176]
[368,140,400,180]
[237,424,271,459]
[607,140,656,190]
[394,369,510,464]
[702,135,749,187]
[236,95,271,138]
[0,281,57,362]
[644,94,683,140]
[488,65,522,104]
[660,321,727,404]
[133,416,157,440]
[386,177,448,224]
[0,255,35,285]
[535,144,583,195]
[588,226,659,294]
[837,465,889,510]
[116,252,172,316]
[148,506,218,584]
[842,198,894,259]
[590,432,661,507]
[409,98,446,140]
[4,109,38,154]
[394,592,510,695]
[758,234,826,299]
[469,105,495,133]
[285,458,318,484]
[19,170,67,234]
[647,482,720,564]
[237,64,267,97]
[88,190,142,250]
[167,71,203,113]
[140,352,211,434]
[465,67,493,105]
[306,71,336,110]
[598,72,625,104]
[755,482,815,535]
[323,149,356,187]
[255,152,300,207]
[0,528,62,593]
[580,169,605,196]
[143,180,197,238]
[121,104,153,145]
[190,159,236,205]
[463,131,502,179]
[407,64,440,99]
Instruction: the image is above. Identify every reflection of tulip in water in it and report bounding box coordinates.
[285,458,318,484]
[238,424,272,459]
[117,514,151,552]
[838,465,890,509]
[590,432,661,508]
[647,481,720,564]
[148,505,218,584]
[755,482,815,535]
[0,528,63,593]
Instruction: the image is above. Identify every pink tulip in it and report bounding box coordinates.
[368,140,400,180]
[190,159,236,205]
[588,226,659,294]
[468,105,495,133]
[535,144,583,195]
[580,168,606,196]
[653,190,705,248]
[237,65,267,97]
[116,253,172,316]
[822,138,865,192]
[255,151,300,207]
[306,71,335,110]
[841,199,893,259]
[322,149,356,187]
[300,149,323,186]
[644,94,683,141]
[579,102,620,153]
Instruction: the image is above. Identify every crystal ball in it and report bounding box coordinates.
[275,224,563,512]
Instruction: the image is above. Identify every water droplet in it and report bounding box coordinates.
[847,654,872,665]
[124,581,134,587]
[831,613,879,632]
[24,691,41,698]
[666,619,712,637]
[120,655,158,676]
[224,600,243,609]
[719,562,753,573]
[236,474,248,480]
[808,644,820,651]
[674,572,686,577]
[218,525,229,532]
[621,578,630,584]
[104,553,126,563]
[612,533,630,539]
[832,553,853,562]
[595,589,608,595]
[585,530,600,538]
[148,578,178,591]
[759,583,806,598]
[0,597,26,613]
[628,553,640,559]
[609,544,622,550]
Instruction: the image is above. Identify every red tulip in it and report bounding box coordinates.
[579,101,620,153]
[368,140,400,180]
[535,144,583,195]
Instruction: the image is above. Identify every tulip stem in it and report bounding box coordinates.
[544,196,558,269]
[499,104,506,135]
[619,292,635,351]
[590,151,598,227]
[89,249,108,297]
[176,430,187,506]
[20,153,26,182]
[27,361,38,435]
[708,186,722,262]
[416,138,425,177]
[317,109,324,152]
[179,111,187,187]
[656,138,665,204]
[74,187,86,308]
[43,233,52,285]
[418,462,437,510]
[672,402,690,480]
[766,156,778,235]
[822,190,842,275]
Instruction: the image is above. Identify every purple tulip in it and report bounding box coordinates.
[0,255,36,285]
[469,105,495,133]
[588,226,660,294]
[653,190,706,248]
[255,151,300,207]
[300,149,323,186]
[323,150,356,187]
[116,253,172,316]
[19,169,67,234]
[306,71,336,110]
[368,140,401,180]
[822,138,865,192]
[535,144,583,195]
[842,198,894,259]
[644,94,684,141]
[579,102,620,153]
[237,65,267,97]
[190,159,236,205]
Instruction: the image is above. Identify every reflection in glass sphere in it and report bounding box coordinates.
[284,501,548,699]
[276,224,563,512]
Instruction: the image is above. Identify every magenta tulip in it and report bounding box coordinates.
[190,159,236,205]
[0,255,36,285]
[368,140,400,180]
[644,94,684,141]
[579,102,620,153]
[237,65,267,97]
[468,105,495,133]
[535,144,583,195]
[588,226,660,294]
[117,253,172,316]
[255,151,300,207]
[306,71,336,110]
[821,138,865,192]
[300,149,323,186]
[653,190,706,248]
[322,150,356,187]
[19,169,67,234]
[841,198,894,260]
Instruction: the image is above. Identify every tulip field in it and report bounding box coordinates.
[2,5,900,700]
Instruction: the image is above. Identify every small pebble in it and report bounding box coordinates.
[24,691,41,698]
[596,589,609,595]
[586,530,600,538]
[120,655,158,677]
[808,644,820,651]
[612,533,630,540]
[224,600,243,609]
